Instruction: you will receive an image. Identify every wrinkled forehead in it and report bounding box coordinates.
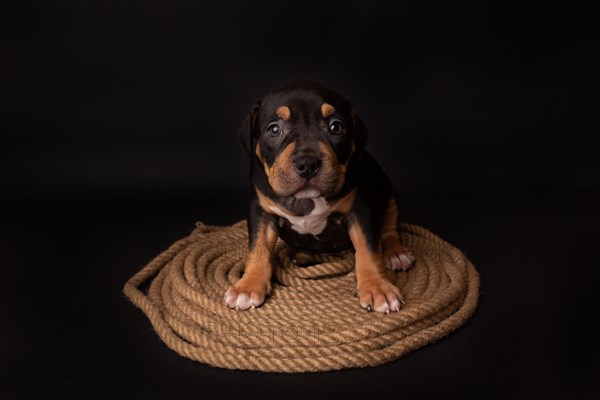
[258,86,352,124]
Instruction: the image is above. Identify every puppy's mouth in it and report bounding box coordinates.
[293,186,322,199]
[266,142,345,198]
[283,172,342,199]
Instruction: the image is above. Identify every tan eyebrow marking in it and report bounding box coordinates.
[321,103,335,117]
[276,106,291,121]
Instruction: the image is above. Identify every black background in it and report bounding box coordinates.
[2,1,599,399]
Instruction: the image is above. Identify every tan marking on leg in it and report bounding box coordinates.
[348,222,404,313]
[225,220,278,310]
[381,198,415,271]
[276,106,291,121]
[321,103,335,118]
[381,197,399,241]
[349,223,385,281]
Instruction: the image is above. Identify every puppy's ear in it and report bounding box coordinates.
[351,105,369,153]
[239,100,261,157]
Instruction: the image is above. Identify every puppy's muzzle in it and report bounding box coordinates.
[293,156,322,179]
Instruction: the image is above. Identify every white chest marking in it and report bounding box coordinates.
[268,197,331,235]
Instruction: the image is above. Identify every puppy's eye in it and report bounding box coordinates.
[267,123,281,137]
[329,121,344,135]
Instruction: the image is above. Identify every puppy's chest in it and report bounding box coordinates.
[267,197,331,235]
[265,197,352,254]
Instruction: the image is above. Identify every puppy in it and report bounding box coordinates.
[225,81,415,313]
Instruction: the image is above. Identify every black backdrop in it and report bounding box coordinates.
[3,1,598,197]
[2,1,599,399]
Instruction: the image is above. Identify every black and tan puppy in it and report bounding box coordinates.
[225,81,415,313]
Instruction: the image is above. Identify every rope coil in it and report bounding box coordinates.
[123,220,480,372]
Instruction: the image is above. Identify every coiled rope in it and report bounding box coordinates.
[123,220,479,372]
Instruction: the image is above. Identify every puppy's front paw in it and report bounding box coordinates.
[224,277,272,310]
[356,277,405,313]
[383,242,415,271]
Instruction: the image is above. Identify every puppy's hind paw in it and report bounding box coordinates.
[384,251,415,272]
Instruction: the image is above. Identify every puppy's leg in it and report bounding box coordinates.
[348,221,405,313]
[225,216,278,310]
[381,197,415,271]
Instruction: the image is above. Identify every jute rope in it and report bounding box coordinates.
[123,220,480,372]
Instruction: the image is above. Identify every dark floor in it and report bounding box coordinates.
[1,189,599,399]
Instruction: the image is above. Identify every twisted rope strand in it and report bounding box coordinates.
[123,221,479,372]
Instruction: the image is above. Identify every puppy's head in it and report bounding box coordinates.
[240,81,368,198]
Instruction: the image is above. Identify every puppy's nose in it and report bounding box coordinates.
[294,156,321,178]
